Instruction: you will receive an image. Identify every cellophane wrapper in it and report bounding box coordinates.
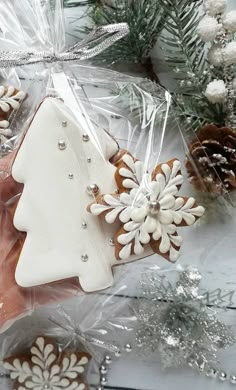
[0,1,236,389]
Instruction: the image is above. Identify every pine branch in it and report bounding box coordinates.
[77,0,167,83]
[159,0,205,93]
[159,0,228,132]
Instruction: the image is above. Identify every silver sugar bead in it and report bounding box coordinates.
[68,173,74,179]
[58,140,66,150]
[97,387,104,390]
[124,343,132,352]
[62,121,67,127]
[100,365,108,375]
[82,134,90,142]
[81,254,89,262]
[219,371,227,381]
[109,238,115,246]
[100,377,107,386]
[105,355,112,364]
[231,375,236,384]
[82,222,87,229]
[43,385,50,390]
[148,200,160,215]
[87,184,100,196]
[87,157,92,163]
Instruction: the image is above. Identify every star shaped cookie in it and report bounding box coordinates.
[4,336,91,390]
[88,151,205,262]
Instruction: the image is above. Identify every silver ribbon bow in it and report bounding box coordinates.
[0,23,129,68]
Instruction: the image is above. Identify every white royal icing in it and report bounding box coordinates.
[12,98,152,292]
[0,85,26,129]
[4,336,88,390]
[90,156,205,262]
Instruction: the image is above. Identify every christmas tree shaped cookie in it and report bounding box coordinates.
[12,97,204,292]
[12,97,153,292]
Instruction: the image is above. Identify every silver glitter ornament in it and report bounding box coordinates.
[87,184,100,196]
[58,140,66,150]
[82,134,90,142]
[81,254,89,262]
[135,268,235,371]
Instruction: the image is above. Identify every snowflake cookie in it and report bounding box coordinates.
[3,336,90,390]
[0,86,26,130]
[88,151,205,262]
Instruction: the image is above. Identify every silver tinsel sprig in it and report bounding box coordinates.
[135,268,235,371]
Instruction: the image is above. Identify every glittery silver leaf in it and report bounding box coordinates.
[135,268,235,370]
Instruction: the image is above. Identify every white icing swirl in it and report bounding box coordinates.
[4,336,88,390]
[0,86,26,129]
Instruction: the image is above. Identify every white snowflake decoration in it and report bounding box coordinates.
[3,337,90,390]
[88,153,205,262]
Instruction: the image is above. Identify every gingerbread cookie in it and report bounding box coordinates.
[0,86,26,129]
[11,97,153,293]
[88,152,205,262]
[3,336,90,390]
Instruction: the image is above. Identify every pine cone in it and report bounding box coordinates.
[185,124,236,195]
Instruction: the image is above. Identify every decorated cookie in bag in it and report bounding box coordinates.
[3,336,90,390]
[12,97,205,293]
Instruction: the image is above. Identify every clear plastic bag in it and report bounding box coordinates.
[0,3,236,390]
[0,0,207,343]
[0,0,190,334]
